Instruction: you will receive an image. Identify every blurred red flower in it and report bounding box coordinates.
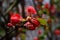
[44,3,50,9]
[10,14,22,25]
[54,29,60,35]
[7,23,13,27]
[26,6,37,14]
[34,37,39,40]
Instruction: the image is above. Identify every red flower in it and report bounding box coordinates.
[27,17,40,27]
[7,23,13,27]
[38,30,42,34]
[50,5,56,14]
[28,24,35,30]
[54,29,60,35]
[34,37,38,40]
[10,14,22,25]
[24,22,35,30]
[26,6,37,14]
[30,18,40,27]
[44,3,50,9]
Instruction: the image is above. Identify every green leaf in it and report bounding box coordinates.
[38,10,43,15]
[38,35,45,40]
[0,29,5,36]
[20,33,26,40]
[37,18,47,25]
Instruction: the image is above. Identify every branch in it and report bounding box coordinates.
[4,0,18,16]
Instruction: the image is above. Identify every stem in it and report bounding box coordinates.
[32,0,41,17]
[44,25,51,40]
[4,0,18,16]
[20,0,26,18]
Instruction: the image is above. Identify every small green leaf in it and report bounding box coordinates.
[37,18,47,25]
[20,33,26,40]
[38,10,43,15]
